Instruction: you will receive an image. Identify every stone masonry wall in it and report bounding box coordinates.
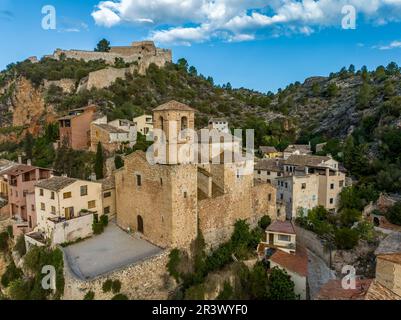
[78,67,135,92]
[198,183,276,248]
[43,79,76,94]
[63,250,174,300]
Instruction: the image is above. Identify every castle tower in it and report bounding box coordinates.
[153,100,196,165]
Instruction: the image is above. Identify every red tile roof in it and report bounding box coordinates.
[269,245,308,277]
[316,279,372,300]
[266,220,296,235]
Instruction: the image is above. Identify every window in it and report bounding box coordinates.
[285,182,288,188]
[181,116,188,130]
[51,206,56,214]
[80,185,88,196]
[63,192,72,199]
[103,192,111,198]
[184,192,187,198]
[160,178,163,186]
[330,183,334,190]
[104,206,110,214]
[40,189,44,196]
[40,203,45,211]
[302,183,306,189]
[268,194,272,201]
[277,172,282,177]
[136,175,142,187]
[257,170,261,175]
[278,234,291,242]
[330,198,334,204]
[31,204,35,211]
[339,180,344,188]
[267,171,271,175]
[51,191,55,200]
[88,200,96,209]
[280,193,283,200]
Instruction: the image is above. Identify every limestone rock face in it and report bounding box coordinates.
[11,77,45,127]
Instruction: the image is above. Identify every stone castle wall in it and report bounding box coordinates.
[78,66,135,92]
[198,183,276,248]
[63,250,174,300]
[43,79,76,94]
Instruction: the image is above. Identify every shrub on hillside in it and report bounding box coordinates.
[334,228,359,250]
[0,232,9,252]
[83,291,95,300]
[102,279,113,293]
[385,202,401,226]
[111,294,128,300]
[15,235,26,256]
[111,280,121,294]
[1,261,23,287]
[258,216,272,230]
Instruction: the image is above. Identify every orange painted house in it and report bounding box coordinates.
[58,105,97,150]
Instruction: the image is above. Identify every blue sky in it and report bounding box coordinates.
[1,0,401,93]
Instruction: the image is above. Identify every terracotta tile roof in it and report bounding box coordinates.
[35,176,77,191]
[254,159,283,171]
[377,253,401,264]
[259,146,278,153]
[93,123,129,134]
[365,280,401,300]
[269,245,308,277]
[209,118,228,123]
[316,279,372,300]
[153,100,195,112]
[266,220,296,235]
[284,155,331,167]
[99,176,115,190]
[2,164,48,176]
[284,144,311,153]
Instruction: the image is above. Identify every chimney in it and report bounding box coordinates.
[18,156,22,164]
[27,159,32,166]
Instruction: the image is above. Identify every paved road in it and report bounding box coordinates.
[307,249,336,300]
[63,222,162,280]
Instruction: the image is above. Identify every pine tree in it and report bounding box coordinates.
[95,142,104,180]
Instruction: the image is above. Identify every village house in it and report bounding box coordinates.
[115,100,277,249]
[276,173,319,220]
[25,176,103,247]
[257,220,308,299]
[133,114,153,136]
[254,158,283,184]
[208,118,230,133]
[90,116,137,154]
[283,144,312,160]
[0,159,17,198]
[365,232,401,299]
[99,176,116,218]
[1,160,53,235]
[259,146,280,159]
[57,105,97,150]
[273,155,346,219]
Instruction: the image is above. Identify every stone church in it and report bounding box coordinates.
[115,100,276,249]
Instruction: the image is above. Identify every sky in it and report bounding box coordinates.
[1,0,401,93]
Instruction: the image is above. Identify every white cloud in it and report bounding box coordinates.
[91,0,401,44]
[377,40,401,50]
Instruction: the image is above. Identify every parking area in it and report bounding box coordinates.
[63,222,163,280]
